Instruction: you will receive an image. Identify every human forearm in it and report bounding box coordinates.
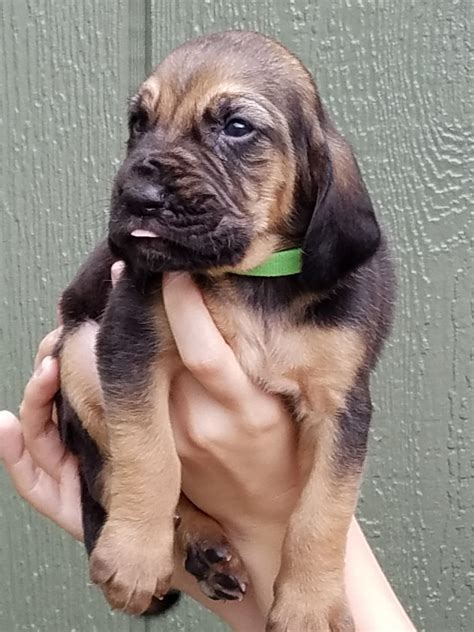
[225,517,416,632]
[227,522,285,616]
[345,518,416,632]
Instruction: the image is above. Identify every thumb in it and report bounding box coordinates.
[111,261,125,287]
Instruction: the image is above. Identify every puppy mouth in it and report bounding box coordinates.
[108,198,251,271]
[131,229,160,238]
[120,216,230,258]
[127,220,219,249]
[128,226,187,254]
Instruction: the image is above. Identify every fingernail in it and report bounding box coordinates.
[34,356,53,378]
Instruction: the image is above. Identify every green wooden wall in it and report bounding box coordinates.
[1,1,472,630]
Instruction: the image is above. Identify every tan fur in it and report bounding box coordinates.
[59,322,108,453]
[140,75,160,119]
[89,355,182,614]
[212,148,297,274]
[268,418,359,632]
[59,323,114,506]
[205,284,364,403]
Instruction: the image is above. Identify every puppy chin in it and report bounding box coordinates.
[108,228,251,276]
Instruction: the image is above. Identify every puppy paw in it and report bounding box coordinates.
[90,521,174,615]
[185,537,247,601]
[266,594,353,632]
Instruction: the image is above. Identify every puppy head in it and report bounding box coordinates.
[109,31,380,288]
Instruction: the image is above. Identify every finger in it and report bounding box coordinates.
[20,356,69,482]
[0,411,83,540]
[111,260,125,287]
[163,272,253,406]
[0,410,58,505]
[34,328,62,371]
[170,369,224,456]
[170,367,291,460]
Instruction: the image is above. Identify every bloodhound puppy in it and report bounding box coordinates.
[55,30,395,632]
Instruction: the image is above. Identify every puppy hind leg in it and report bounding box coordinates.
[175,495,248,602]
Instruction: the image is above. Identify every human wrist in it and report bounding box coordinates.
[345,519,416,632]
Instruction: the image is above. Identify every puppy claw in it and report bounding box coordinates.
[204,546,232,564]
[185,540,247,602]
[89,555,115,585]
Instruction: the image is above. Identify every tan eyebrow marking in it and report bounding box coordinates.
[139,76,160,115]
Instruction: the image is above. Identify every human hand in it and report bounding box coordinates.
[162,272,300,612]
[164,272,299,532]
[0,329,83,541]
[0,267,415,631]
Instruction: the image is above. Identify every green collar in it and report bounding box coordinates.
[233,248,303,277]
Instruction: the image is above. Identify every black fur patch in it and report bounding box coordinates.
[334,379,373,476]
[56,391,105,553]
[95,269,161,396]
[59,240,116,327]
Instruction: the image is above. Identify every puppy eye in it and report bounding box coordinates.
[129,111,149,136]
[223,118,254,138]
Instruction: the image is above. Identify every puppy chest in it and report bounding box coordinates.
[207,302,366,415]
[154,291,365,415]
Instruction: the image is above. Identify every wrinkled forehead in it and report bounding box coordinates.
[137,67,251,129]
[132,39,315,132]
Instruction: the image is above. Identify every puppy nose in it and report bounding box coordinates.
[121,183,165,214]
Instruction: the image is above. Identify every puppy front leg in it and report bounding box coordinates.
[267,390,370,632]
[90,274,181,615]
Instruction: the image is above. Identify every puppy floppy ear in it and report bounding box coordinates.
[300,128,381,291]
